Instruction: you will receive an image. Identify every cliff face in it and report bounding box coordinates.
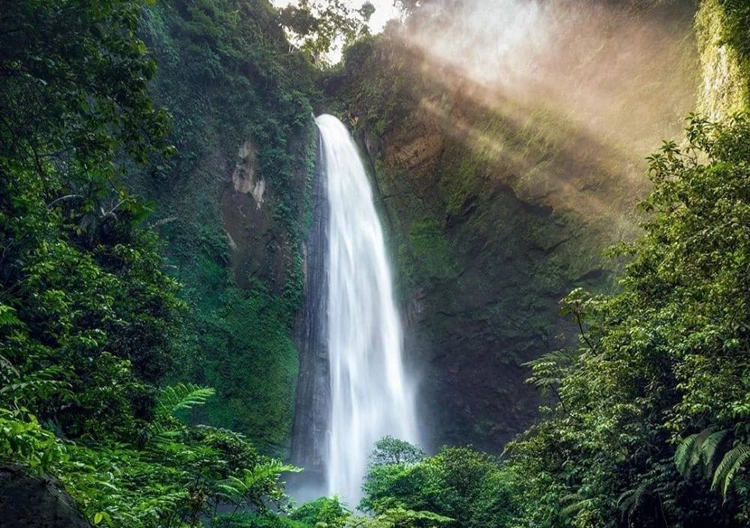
[127,0,318,456]
[348,78,640,451]
[290,132,330,484]
[124,0,739,457]
[328,0,697,451]
[696,0,750,119]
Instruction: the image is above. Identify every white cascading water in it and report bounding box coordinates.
[316,114,419,505]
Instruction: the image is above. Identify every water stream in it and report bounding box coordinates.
[317,114,419,505]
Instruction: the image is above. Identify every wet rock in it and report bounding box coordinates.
[0,464,92,528]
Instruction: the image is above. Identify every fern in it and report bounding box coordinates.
[675,433,698,475]
[560,493,590,518]
[675,427,728,479]
[524,348,580,393]
[0,353,19,379]
[217,459,300,506]
[701,430,730,478]
[711,444,750,496]
[618,474,659,522]
[155,383,215,420]
[0,304,23,329]
[675,429,750,497]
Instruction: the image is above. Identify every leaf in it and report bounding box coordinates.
[711,444,750,496]
[155,383,215,420]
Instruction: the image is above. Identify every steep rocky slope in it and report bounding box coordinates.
[326,0,698,451]
[126,0,319,456]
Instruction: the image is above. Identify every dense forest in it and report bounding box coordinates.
[1,0,749,527]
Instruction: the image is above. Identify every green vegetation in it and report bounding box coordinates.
[503,114,750,526]
[132,0,319,455]
[2,0,750,527]
[361,439,516,527]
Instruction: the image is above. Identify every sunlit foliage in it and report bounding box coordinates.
[506,114,750,527]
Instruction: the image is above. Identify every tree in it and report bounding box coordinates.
[370,436,426,466]
[278,0,374,65]
[361,443,517,527]
[0,0,183,442]
[506,114,750,527]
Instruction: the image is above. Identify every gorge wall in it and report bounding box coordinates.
[123,0,750,458]
[326,0,699,451]
[127,0,319,456]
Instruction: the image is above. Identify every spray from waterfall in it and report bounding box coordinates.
[316,114,419,506]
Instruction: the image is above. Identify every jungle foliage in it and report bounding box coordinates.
[0,0,304,525]
[503,114,750,527]
[2,0,750,527]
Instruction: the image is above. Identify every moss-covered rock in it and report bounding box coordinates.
[126,0,319,456]
[696,0,750,119]
[327,1,697,451]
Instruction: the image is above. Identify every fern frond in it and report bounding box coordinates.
[0,304,23,329]
[675,433,698,475]
[617,489,637,518]
[617,479,652,520]
[217,460,301,505]
[692,427,719,466]
[524,348,580,392]
[0,354,19,377]
[156,383,215,419]
[675,427,729,477]
[701,430,729,478]
[560,500,587,518]
[712,444,750,496]
[560,493,588,518]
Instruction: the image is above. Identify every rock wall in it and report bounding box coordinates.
[290,130,330,486]
[328,0,697,451]
[358,84,637,451]
[695,0,750,119]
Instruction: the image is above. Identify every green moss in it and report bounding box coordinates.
[406,218,456,281]
[201,283,299,456]
[166,238,301,457]
[696,0,750,118]
[440,154,482,217]
[124,0,319,456]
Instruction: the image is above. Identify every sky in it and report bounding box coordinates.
[271,0,402,35]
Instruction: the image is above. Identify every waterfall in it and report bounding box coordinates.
[317,114,419,505]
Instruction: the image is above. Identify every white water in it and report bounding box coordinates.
[317,114,419,505]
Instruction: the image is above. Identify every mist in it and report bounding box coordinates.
[390,0,698,153]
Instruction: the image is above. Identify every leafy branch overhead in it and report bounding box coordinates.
[279,0,376,64]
